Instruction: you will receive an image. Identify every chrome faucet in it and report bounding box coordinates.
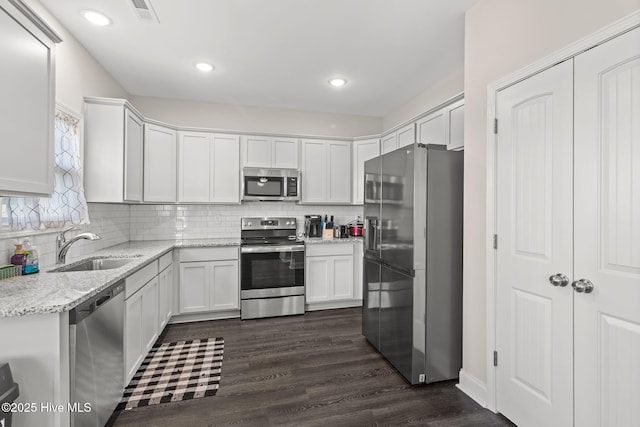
[56,227,101,264]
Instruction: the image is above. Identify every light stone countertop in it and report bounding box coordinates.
[303,237,363,244]
[0,238,240,318]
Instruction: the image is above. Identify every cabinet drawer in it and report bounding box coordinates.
[178,247,238,262]
[158,251,173,271]
[306,243,354,257]
[125,260,159,299]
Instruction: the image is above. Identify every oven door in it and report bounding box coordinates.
[240,245,305,298]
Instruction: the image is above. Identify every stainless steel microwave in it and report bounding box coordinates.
[242,168,301,201]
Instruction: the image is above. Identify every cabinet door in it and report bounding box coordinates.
[328,141,351,203]
[352,139,380,205]
[210,260,239,311]
[179,262,210,313]
[0,4,55,196]
[301,140,328,203]
[352,241,364,300]
[124,109,144,202]
[381,132,397,154]
[272,137,299,169]
[211,134,240,203]
[446,100,464,151]
[178,132,211,202]
[242,136,271,168]
[396,123,415,148]
[416,110,446,146]
[306,257,331,302]
[332,256,354,299]
[124,291,143,383]
[158,265,173,331]
[141,277,159,352]
[144,124,177,202]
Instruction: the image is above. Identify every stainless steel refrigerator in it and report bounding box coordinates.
[362,143,463,385]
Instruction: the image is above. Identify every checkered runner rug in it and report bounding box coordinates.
[117,337,224,410]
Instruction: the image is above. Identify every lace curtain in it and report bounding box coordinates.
[8,110,90,230]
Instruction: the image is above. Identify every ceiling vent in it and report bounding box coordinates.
[130,0,159,23]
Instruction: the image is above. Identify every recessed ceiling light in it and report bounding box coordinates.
[195,62,214,72]
[329,77,347,87]
[81,10,111,26]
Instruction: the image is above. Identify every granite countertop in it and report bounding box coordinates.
[303,237,363,244]
[0,238,240,318]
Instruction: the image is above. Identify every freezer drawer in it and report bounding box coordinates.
[379,265,420,383]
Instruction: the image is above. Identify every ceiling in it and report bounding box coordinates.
[39,0,476,117]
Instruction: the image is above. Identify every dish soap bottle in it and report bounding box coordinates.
[22,238,39,274]
[10,243,25,274]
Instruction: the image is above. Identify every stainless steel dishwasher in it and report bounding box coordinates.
[70,280,125,427]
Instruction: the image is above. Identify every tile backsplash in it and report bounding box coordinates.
[0,202,363,266]
[129,203,364,240]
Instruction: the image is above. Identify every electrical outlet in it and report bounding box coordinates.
[419,373,425,383]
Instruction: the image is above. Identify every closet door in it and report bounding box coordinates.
[573,27,640,427]
[495,59,574,427]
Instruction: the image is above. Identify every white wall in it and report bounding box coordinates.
[130,96,382,138]
[25,0,129,114]
[463,0,640,384]
[382,67,464,132]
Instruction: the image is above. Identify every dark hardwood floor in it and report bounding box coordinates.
[111,308,514,427]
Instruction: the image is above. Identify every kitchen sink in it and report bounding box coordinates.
[49,256,142,273]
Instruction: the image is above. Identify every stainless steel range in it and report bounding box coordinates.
[240,217,305,320]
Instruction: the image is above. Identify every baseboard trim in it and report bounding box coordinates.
[457,369,488,408]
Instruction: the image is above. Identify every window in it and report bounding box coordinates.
[5,109,89,231]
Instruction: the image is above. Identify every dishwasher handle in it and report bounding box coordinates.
[69,281,124,325]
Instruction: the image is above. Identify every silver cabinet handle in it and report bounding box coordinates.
[572,279,594,293]
[549,273,569,287]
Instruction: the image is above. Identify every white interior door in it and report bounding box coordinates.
[573,26,640,427]
[495,59,574,427]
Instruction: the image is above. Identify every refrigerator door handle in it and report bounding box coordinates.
[365,216,379,253]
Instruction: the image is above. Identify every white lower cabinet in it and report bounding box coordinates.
[124,260,159,384]
[306,243,360,309]
[124,253,175,385]
[157,253,174,331]
[178,248,239,315]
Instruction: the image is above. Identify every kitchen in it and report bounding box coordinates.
[1,1,639,426]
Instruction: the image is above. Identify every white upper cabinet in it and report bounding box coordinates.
[416,109,446,146]
[416,99,465,150]
[241,135,298,169]
[178,131,240,203]
[301,139,351,204]
[381,132,397,154]
[381,123,416,154]
[446,100,465,151]
[352,138,380,205]
[144,123,177,202]
[178,131,211,202]
[396,123,416,148]
[211,134,241,203]
[0,0,60,196]
[124,110,144,202]
[84,98,144,203]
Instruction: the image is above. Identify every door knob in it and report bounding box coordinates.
[548,273,569,287]
[572,279,594,293]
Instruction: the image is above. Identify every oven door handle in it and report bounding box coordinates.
[241,245,305,253]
